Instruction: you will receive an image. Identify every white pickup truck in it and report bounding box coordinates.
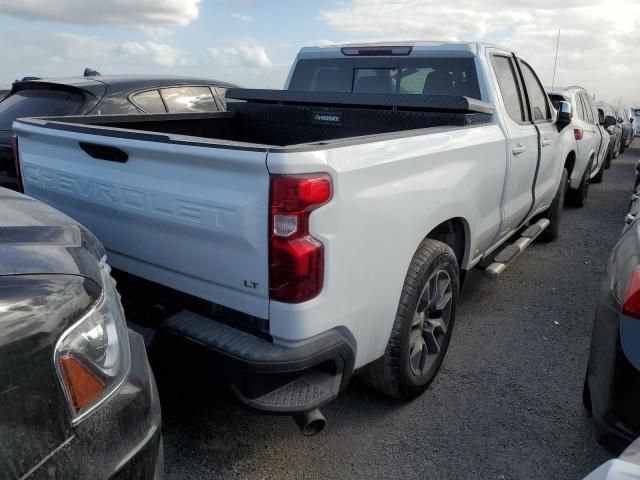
[14,42,571,434]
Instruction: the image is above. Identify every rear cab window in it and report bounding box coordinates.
[0,88,87,130]
[288,57,481,99]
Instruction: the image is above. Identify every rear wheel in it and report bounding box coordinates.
[537,168,568,242]
[363,239,459,400]
[566,161,591,207]
[592,160,605,184]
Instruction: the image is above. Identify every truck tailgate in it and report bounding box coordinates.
[15,122,270,318]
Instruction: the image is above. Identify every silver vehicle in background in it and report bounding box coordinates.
[548,86,610,206]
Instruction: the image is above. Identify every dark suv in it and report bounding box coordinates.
[0,187,162,478]
[0,74,238,190]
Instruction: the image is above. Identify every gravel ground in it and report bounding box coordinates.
[161,141,639,479]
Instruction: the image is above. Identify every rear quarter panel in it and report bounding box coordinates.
[268,125,506,367]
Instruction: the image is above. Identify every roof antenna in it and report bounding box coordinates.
[551,29,561,92]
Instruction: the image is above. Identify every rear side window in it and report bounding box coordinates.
[160,86,219,113]
[214,86,242,109]
[580,94,594,123]
[131,90,166,113]
[519,62,552,122]
[289,57,481,99]
[491,55,526,123]
[575,94,586,121]
[0,89,86,130]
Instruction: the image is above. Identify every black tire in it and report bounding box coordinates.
[566,160,591,208]
[536,168,568,242]
[592,159,605,184]
[605,150,612,169]
[363,239,459,400]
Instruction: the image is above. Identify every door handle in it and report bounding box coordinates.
[512,144,527,155]
[541,138,552,147]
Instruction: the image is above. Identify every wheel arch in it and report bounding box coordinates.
[564,150,576,178]
[424,217,470,273]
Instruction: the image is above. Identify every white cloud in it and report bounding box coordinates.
[120,41,190,66]
[318,0,640,105]
[208,41,273,70]
[137,25,174,41]
[0,0,201,26]
[231,12,254,22]
[0,32,195,82]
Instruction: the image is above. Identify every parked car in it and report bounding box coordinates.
[618,107,634,153]
[585,438,640,479]
[634,108,640,137]
[547,86,610,206]
[597,102,623,167]
[15,41,569,434]
[584,185,640,451]
[0,187,162,478]
[0,74,239,190]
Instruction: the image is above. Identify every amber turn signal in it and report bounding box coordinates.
[59,355,105,411]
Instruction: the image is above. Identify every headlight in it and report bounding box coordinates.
[54,260,130,424]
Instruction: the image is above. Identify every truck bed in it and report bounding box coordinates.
[18,90,494,149]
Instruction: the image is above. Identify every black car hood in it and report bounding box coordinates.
[0,188,104,285]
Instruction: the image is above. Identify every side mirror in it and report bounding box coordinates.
[557,101,572,127]
[605,115,618,128]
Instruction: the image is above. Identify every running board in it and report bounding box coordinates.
[483,218,550,279]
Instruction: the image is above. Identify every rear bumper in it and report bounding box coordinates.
[27,332,163,479]
[586,302,640,451]
[155,310,356,415]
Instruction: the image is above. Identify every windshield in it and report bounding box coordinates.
[0,88,87,130]
[288,57,480,99]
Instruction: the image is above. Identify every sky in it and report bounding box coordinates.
[1,0,639,106]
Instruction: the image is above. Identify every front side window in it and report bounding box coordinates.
[519,61,551,122]
[491,55,526,123]
[161,86,219,113]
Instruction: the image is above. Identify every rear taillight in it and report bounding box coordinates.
[622,265,640,319]
[10,135,23,192]
[269,174,332,303]
[574,128,584,141]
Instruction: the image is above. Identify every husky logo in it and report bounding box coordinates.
[311,111,343,126]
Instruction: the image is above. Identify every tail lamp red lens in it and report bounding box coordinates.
[269,174,332,303]
[10,135,23,193]
[574,128,584,141]
[622,265,640,319]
